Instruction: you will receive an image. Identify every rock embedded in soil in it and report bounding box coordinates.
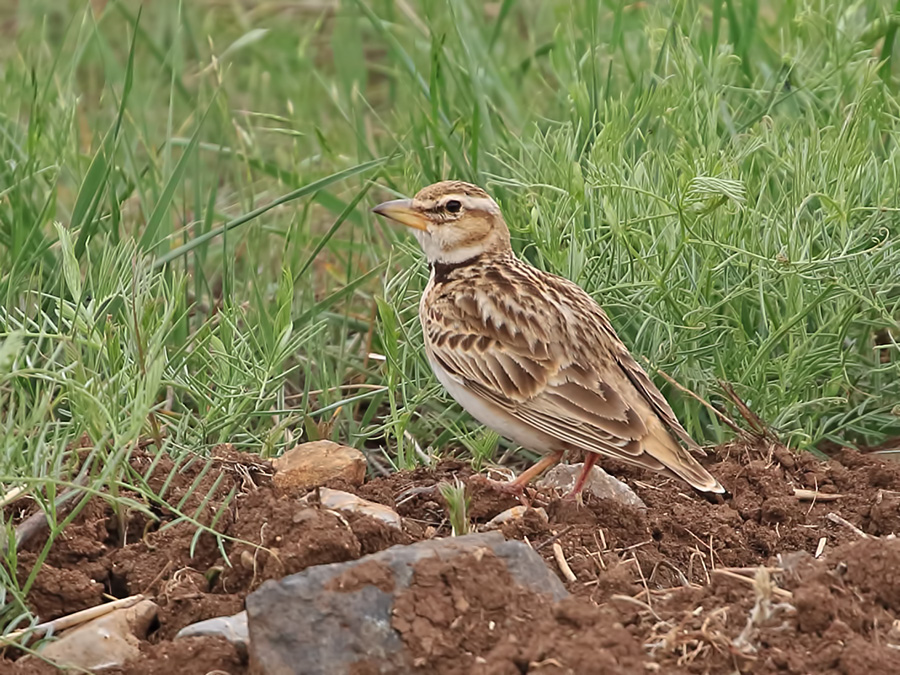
[538,462,647,509]
[245,532,568,675]
[271,440,366,493]
[483,505,548,530]
[175,611,248,656]
[317,487,402,529]
[26,599,158,672]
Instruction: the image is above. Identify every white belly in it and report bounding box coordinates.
[426,350,558,455]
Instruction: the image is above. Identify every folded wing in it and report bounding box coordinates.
[424,274,724,493]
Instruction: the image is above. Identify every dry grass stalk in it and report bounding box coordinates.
[552,542,577,582]
[826,512,870,538]
[1,595,146,644]
[794,488,843,502]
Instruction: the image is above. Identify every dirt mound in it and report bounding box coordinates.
[3,439,900,673]
[392,551,648,674]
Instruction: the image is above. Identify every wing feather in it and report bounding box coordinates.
[421,260,724,493]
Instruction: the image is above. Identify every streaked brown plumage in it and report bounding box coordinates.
[373,180,724,497]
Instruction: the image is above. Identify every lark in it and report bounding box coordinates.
[373,180,724,498]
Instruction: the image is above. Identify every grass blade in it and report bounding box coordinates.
[152,156,387,268]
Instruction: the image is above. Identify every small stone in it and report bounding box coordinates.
[246,532,567,675]
[31,599,158,671]
[176,611,248,656]
[292,507,319,524]
[483,506,548,530]
[319,487,402,529]
[240,549,255,570]
[538,463,646,509]
[272,441,366,493]
[776,550,814,576]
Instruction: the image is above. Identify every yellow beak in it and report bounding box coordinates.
[371,198,429,232]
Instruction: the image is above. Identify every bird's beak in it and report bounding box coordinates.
[371,199,429,232]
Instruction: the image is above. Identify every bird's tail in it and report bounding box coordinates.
[642,415,725,494]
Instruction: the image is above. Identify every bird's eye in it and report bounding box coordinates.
[445,199,462,213]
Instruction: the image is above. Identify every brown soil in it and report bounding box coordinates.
[4,439,900,674]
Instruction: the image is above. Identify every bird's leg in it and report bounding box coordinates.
[565,453,600,504]
[492,450,565,496]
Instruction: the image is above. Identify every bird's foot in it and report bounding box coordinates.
[561,489,586,507]
[485,478,532,506]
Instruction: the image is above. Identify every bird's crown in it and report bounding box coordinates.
[414,180,491,202]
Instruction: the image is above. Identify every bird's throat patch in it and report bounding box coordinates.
[430,255,483,284]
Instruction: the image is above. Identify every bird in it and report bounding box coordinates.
[372,180,724,499]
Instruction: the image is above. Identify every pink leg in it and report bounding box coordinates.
[565,453,599,502]
[493,450,565,495]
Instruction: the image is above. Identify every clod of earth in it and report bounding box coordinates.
[244,532,568,674]
[271,440,367,493]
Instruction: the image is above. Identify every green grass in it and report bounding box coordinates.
[438,478,471,537]
[1,0,899,633]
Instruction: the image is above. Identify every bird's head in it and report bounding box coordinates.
[372,180,512,265]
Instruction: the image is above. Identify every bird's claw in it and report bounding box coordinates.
[486,478,532,506]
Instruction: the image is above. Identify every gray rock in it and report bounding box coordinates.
[246,532,567,675]
[538,463,647,509]
[175,611,248,656]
